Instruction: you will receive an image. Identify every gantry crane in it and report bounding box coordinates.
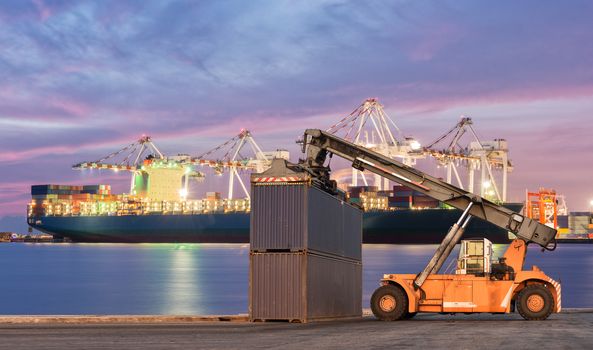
[188,129,288,199]
[71,135,187,194]
[72,136,165,172]
[301,129,560,320]
[72,131,287,201]
[326,98,424,190]
[525,188,559,229]
[425,117,512,202]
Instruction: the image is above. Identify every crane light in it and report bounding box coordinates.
[409,140,421,151]
[179,188,188,199]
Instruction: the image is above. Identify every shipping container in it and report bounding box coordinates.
[557,215,569,229]
[82,185,104,195]
[412,197,439,208]
[250,183,362,260]
[389,202,411,209]
[249,251,362,322]
[347,186,378,199]
[206,191,221,200]
[569,215,590,234]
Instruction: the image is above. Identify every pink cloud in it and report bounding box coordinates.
[405,23,466,62]
[49,98,92,118]
[32,0,52,21]
[0,200,27,216]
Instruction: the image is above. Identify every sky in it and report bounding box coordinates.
[1,0,593,221]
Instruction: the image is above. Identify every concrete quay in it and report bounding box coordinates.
[0,309,591,350]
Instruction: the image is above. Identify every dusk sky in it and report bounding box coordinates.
[1,0,593,222]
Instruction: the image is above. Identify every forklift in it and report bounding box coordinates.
[300,129,560,321]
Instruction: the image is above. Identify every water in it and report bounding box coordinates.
[0,243,591,315]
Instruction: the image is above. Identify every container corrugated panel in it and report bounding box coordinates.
[305,252,362,320]
[307,187,361,260]
[249,252,303,321]
[250,183,362,260]
[249,252,362,322]
[250,184,306,251]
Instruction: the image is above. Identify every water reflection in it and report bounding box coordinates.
[0,243,590,315]
[164,246,200,314]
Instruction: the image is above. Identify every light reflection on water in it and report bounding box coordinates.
[0,243,590,315]
[165,248,198,314]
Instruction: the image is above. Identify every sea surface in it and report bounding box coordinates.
[0,243,591,315]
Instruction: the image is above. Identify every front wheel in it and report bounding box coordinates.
[370,285,408,321]
[516,284,554,320]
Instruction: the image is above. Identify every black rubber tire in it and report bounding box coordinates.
[516,284,554,320]
[370,285,408,321]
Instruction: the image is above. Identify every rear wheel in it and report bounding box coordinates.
[371,285,408,321]
[516,284,554,320]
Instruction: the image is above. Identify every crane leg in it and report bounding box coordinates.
[413,202,474,289]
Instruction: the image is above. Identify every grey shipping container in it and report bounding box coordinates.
[569,216,590,232]
[249,251,362,322]
[557,215,569,228]
[250,184,362,260]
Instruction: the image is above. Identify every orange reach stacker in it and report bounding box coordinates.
[300,129,560,320]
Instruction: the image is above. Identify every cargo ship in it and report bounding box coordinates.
[27,183,521,244]
[26,125,523,244]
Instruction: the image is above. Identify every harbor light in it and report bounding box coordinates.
[482,181,491,189]
[409,139,421,151]
[179,188,188,199]
[589,199,593,207]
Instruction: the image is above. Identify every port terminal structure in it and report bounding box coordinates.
[30,99,579,243]
[326,98,513,203]
[72,130,289,202]
[70,98,511,205]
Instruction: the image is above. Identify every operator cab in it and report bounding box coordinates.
[456,238,515,280]
[456,238,492,276]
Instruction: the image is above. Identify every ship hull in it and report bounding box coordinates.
[29,204,522,244]
[29,213,250,243]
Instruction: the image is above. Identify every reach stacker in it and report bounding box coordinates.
[300,129,560,321]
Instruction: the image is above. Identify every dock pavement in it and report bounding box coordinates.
[0,309,591,349]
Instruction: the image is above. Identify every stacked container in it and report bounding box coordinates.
[392,184,439,209]
[249,159,363,323]
[29,184,117,217]
[569,212,591,234]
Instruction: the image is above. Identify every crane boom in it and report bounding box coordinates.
[301,129,556,248]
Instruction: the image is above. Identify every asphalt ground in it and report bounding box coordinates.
[0,310,591,350]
